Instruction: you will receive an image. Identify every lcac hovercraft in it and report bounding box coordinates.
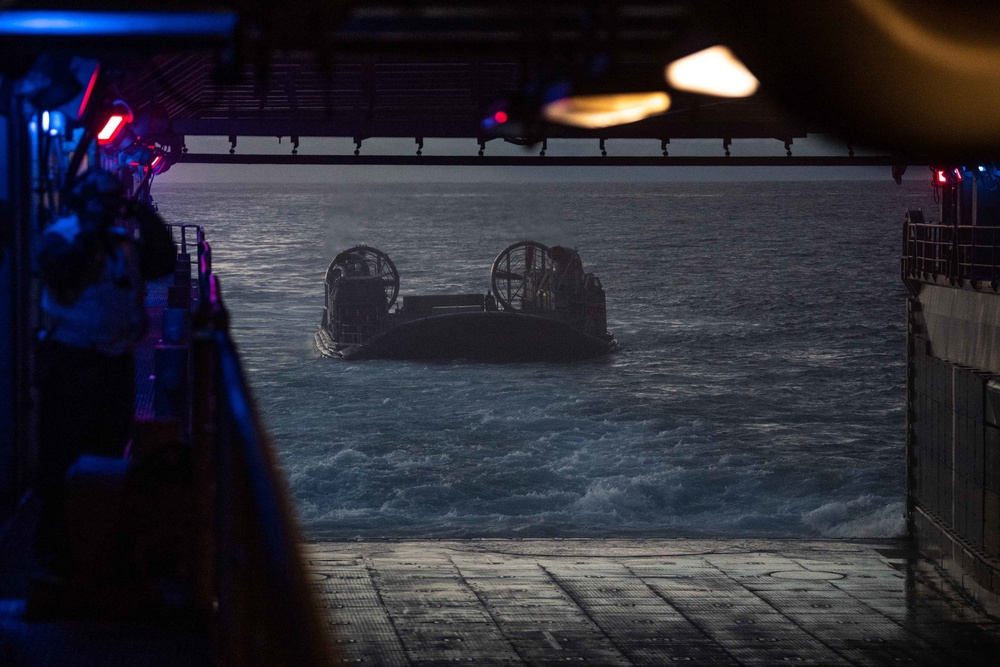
[314,241,620,362]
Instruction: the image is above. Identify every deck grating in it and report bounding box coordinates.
[306,539,1000,665]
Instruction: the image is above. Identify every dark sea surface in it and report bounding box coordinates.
[154,179,936,539]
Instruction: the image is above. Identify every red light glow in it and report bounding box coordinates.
[936,170,947,184]
[493,110,508,124]
[77,63,100,120]
[151,155,163,169]
[96,114,125,143]
[954,168,963,182]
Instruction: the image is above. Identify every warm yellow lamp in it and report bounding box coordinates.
[665,46,759,98]
[542,92,671,129]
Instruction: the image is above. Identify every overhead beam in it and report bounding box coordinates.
[170,119,809,141]
[175,153,923,167]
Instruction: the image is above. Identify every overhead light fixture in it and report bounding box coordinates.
[150,152,172,176]
[95,100,133,145]
[542,92,671,129]
[665,46,759,98]
[97,114,126,143]
[0,10,238,38]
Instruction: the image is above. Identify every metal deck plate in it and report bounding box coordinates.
[304,539,1000,665]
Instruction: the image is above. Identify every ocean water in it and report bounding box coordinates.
[154,179,936,539]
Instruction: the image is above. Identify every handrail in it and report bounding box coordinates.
[212,331,334,666]
[167,223,204,259]
[165,222,214,314]
[902,220,1000,286]
[186,228,335,666]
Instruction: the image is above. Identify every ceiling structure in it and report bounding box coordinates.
[6,1,1000,160]
[120,53,806,145]
[105,1,814,162]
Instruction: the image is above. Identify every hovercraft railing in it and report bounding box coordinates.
[902,213,1000,286]
[180,227,335,666]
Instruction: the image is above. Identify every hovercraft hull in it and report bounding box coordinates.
[315,311,618,362]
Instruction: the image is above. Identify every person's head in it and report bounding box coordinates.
[66,168,125,228]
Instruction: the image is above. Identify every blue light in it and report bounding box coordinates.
[43,111,66,137]
[980,166,987,172]
[481,117,498,130]
[0,11,237,37]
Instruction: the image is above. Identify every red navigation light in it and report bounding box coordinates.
[151,155,163,169]
[954,168,963,182]
[493,110,509,124]
[936,170,947,185]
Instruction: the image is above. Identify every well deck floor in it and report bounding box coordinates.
[305,538,1000,666]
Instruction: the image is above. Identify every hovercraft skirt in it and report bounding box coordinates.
[318,312,617,362]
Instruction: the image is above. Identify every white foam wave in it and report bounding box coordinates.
[802,497,906,538]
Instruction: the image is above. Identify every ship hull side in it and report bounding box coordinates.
[908,281,1000,617]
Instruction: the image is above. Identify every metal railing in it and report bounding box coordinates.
[207,331,334,666]
[902,218,1000,285]
[336,321,381,345]
[168,223,205,260]
[187,230,335,666]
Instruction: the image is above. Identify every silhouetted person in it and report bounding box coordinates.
[34,168,176,568]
